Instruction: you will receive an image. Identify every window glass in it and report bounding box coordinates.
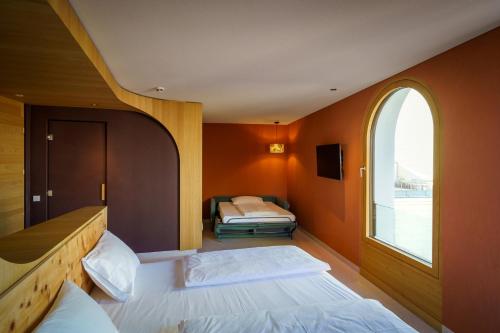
[372,88,434,263]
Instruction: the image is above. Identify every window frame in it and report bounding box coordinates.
[363,79,441,278]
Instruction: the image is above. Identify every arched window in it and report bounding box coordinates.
[365,80,440,270]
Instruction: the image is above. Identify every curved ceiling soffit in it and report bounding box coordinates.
[47,0,203,141]
[46,0,202,250]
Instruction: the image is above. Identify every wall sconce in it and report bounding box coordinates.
[269,121,285,153]
[269,143,285,153]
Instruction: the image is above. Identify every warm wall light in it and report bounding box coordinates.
[269,143,285,153]
[269,121,285,153]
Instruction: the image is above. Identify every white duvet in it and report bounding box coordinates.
[184,246,330,287]
[93,252,416,333]
[179,299,416,333]
[93,259,361,333]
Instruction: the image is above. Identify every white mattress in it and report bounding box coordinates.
[91,256,359,333]
[219,201,296,223]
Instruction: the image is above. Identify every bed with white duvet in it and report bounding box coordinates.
[91,245,416,333]
[179,299,414,333]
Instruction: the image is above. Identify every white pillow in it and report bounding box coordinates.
[82,230,140,302]
[34,280,118,333]
[231,196,263,205]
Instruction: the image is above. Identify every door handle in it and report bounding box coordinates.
[360,166,366,178]
[101,184,106,202]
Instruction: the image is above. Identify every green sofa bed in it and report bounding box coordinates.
[211,195,297,239]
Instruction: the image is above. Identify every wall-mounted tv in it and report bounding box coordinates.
[316,144,343,180]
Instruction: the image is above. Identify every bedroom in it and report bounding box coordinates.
[0,0,499,332]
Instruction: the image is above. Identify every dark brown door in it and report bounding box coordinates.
[47,120,106,219]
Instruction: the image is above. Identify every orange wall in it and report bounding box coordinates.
[287,91,367,264]
[203,123,288,217]
[287,27,500,332]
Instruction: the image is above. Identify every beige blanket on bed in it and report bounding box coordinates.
[235,202,279,217]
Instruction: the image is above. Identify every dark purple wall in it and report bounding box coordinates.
[27,105,179,252]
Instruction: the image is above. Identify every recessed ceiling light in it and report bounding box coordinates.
[155,86,165,92]
[330,88,337,91]
[15,93,24,97]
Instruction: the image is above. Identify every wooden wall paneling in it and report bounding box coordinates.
[0,1,132,111]
[0,206,106,294]
[0,206,106,333]
[360,242,442,328]
[47,0,203,249]
[0,96,24,237]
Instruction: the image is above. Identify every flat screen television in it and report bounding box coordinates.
[316,144,343,180]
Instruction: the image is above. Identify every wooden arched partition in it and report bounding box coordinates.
[47,0,202,249]
[26,105,181,252]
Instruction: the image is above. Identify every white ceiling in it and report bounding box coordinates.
[69,0,500,124]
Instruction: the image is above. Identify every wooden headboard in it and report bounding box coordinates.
[0,206,107,332]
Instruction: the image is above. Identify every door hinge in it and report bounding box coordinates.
[47,190,53,197]
[47,134,54,141]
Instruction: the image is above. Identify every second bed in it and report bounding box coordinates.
[211,195,297,239]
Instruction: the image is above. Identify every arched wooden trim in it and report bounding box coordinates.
[363,78,441,276]
[47,0,202,250]
[361,78,442,328]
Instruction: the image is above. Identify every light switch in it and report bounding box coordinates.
[33,195,41,202]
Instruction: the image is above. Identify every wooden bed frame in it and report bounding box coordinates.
[210,196,297,239]
[0,206,107,333]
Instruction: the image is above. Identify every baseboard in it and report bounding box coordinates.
[297,227,360,272]
[441,325,454,333]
